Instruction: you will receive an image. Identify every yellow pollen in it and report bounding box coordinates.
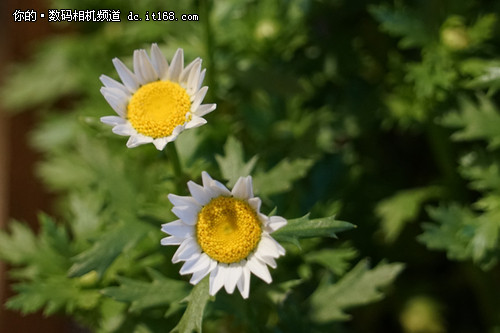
[196,196,262,264]
[127,80,191,138]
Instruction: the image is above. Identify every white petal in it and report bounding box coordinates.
[184,116,207,129]
[237,265,251,299]
[180,252,210,275]
[161,220,194,238]
[100,74,129,96]
[193,103,216,117]
[171,205,198,225]
[180,58,201,87]
[168,194,199,209]
[187,180,211,206]
[256,253,277,268]
[268,216,287,232]
[126,133,154,148]
[224,263,243,294]
[164,124,185,144]
[190,86,208,109]
[167,48,184,82]
[232,176,253,200]
[101,87,128,117]
[134,49,158,84]
[187,60,202,95]
[209,264,228,296]
[201,171,215,187]
[112,123,136,136]
[201,171,231,197]
[161,235,184,245]
[152,137,168,151]
[256,234,282,259]
[150,43,169,79]
[190,258,216,285]
[101,116,126,126]
[112,58,139,93]
[248,197,262,213]
[197,69,206,91]
[172,238,200,263]
[247,254,272,284]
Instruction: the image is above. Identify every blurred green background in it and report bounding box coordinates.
[2,0,500,332]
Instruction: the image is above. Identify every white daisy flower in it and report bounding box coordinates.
[161,171,287,299]
[100,44,216,150]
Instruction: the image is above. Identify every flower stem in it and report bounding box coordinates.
[168,141,184,181]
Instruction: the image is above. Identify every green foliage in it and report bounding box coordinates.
[171,277,211,333]
[6,276,101,316]
[305,247,358,276]
[273,214,355,248]
[369,5,430,49]
[102,269,189,313]
[215,136,258,188]
[310,260,405,322]
[441,95,500,149]
[68,222,151,278]
[376,186,442,242]
[5,0,500,331]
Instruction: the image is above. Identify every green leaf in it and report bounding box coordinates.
[419,203,500,269]
[6,276,100,316]
[0,221,38,265]
[253,158,314,197]
[272,214,355,247]
[465,66,500,94]
[0,38,81,111]
[406,47,458,100]
[305,247,358,276]
[376,186,442,243]
[369,5,430,49]
[419,204,476,262]
[309,260,404,322]
[36,153,96,191]
[459,152,500,192]
[467,14,497,46]
[101,269,190,313]
[215,136,258,188]
[68,221,150,278]
[441,95,500,149]
[0,214,72,279]
[171,276,211,333]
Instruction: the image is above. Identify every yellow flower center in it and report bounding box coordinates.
[196,196,262,264]
[127,81,191,138]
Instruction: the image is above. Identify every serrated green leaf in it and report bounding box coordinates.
[1,38,81,111]
[0,214,72,279]
[419,203,500,269]
[253,158,314,197]
[406,47,458,100]
[459,152,500,192]
[305,247,358,276]
[310,260,404,322]
[441,95,500,149]
[6,276,100,316]
[369,5,430,49]
[272,214,355,247]
[215,136,258,188]
[419,204,476,262]
[467,14,497,46]
[465,66,500,93]
[68,222,150,278]
[37,153,96,191]
[101,269,190,313]
[376,186,442,243]
[0,221,38,265]
[171,276,211,333]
